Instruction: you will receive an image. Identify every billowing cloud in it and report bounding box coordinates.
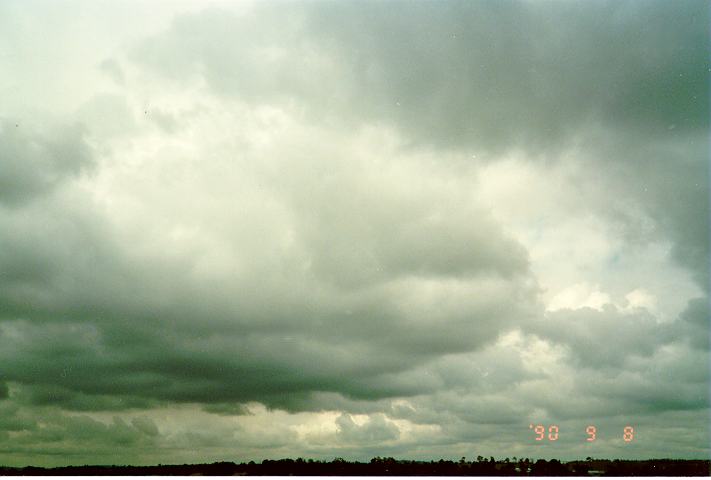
[0,0,707,467]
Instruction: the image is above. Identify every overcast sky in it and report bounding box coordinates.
[0,0,709,467]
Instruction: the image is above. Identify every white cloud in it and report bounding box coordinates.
[546,283,612,312]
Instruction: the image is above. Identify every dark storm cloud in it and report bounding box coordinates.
[0,189,534,411]
[16,384,157,412]
[0,391,159,463]
[309,0,707,151]
[133,0,708,152]
[202,402,251,416]
[0,0,708,465]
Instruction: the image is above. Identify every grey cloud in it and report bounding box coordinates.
[0,402,37,433]
[0,120,93,207]
[678,298,710,351]
[51,415,143,446]
[15,384,157,412]
[99,58,125,86]
[530,306,674,368]
[572,131,709,289]
[131,416,159,437]
[575,352,709,417]
[0,404,160,467]
[417,392,529,428]
[201,403,252,416]
[133,0,708,152]
[0,0,708,466]
[0,114,536,415]
[527,297,709,377]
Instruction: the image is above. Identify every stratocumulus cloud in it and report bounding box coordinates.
[0,0,707,467]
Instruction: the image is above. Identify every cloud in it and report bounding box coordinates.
[0,0,707,466]
[530,305,673,368]
[0,112,537,413]
[336,413,400,443]
[130,0,709,291]
[0,120,93,207]
[678,298,711,351]
[131,416,159,437]
[133,1,708,150]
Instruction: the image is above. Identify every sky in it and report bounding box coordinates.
[0,0,709,468]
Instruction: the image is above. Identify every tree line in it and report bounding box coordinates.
[2,457,709,476]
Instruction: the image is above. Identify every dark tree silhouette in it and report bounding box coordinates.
[1,457,709,476]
